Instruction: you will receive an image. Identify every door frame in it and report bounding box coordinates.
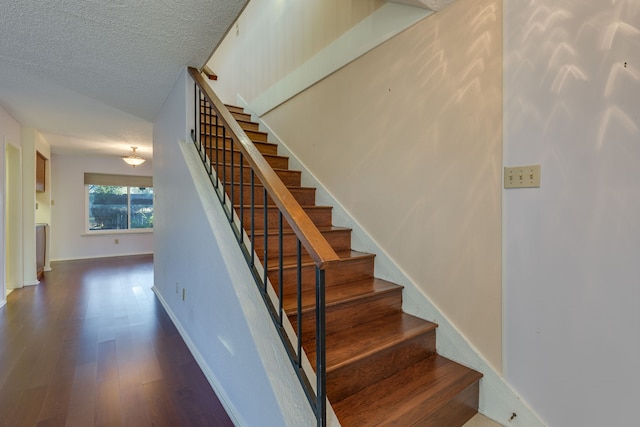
[3,137,23,306]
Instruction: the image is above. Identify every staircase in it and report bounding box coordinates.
[200,98,482,426]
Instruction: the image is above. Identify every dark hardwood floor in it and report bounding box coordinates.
[0,255,234,427]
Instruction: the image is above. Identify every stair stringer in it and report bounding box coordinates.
[235,95,545,427]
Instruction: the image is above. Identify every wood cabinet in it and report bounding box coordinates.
[36,151,46,192]
[36,224,46,280]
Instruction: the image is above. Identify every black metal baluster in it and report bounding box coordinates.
[316,267,327,427]
[230,140,235,222]
[202,93,206,157]
[263,187,268,293]
[207,104,212,174]
[239,153,244,244]
[251,170,255,268]
[278,212,284,325]
[213,112,219,182]
[194,85,198,152]
[222,126,227,203]
[297,239,302,368]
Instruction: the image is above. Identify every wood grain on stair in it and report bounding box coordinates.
[333,354,482,427]
[200,134,278,155]
[228,183,316,206]
[253,226,352,259]
[220,164,301,187]
[268,250,375,292]
[207,147,289,169]
[240,205,332,230]
[307,312,438,402]
[286,278,404,342]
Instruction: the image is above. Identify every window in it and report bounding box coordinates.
[85,173,153,233]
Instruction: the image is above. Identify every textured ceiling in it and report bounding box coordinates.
[0,0,247,158]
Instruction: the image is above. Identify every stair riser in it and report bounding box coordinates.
[200,136,278,155]
[253,230,351,259]
[414,381,480,427]
[200,125,268,144]
[225,105,245,114]
[272,257,374,295]
[201,124,268,142]
[240,207,332,231]
[216,165,300,187]
[292,290,402,343]
[238,120,259,131]
[201,115,259,131]
[229,111,252,122]
[229,185,316,206]
[207,148,288,169]
[327,332,436,403]
[199,102,251,122]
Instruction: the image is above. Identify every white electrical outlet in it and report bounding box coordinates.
[504,165,541,188]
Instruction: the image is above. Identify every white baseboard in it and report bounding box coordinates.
[24,280,39,286]
[151,286,242,427]
[50,252,153,263]
[236,97,545,427]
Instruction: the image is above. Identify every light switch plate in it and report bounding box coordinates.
[504,165,541,188]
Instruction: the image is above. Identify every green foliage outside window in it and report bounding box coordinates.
[88,185,153,231]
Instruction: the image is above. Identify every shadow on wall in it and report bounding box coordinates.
[504,1,640,426]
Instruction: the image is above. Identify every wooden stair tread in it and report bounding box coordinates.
[224,103,244,111]
[253,225,351,238]
[204,146,288,161]
[283,277,402,314]
[224,166,297,174]
[307,312,437,372]
[202,125,269,140]
[230,183,314,191]
[267,250,373,270]
[200,131,277,146]
[236,202,328,209]
[203,114,257,129]
[236,118,258,126]
[332,354,483,426]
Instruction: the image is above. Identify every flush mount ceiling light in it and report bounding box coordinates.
[122,146,145,167]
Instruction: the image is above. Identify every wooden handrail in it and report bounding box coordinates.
[202,65,218,80]
[188,67,340,269]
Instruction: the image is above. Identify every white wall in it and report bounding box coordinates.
[153,70,317,426]
[208,0,385,105]
[50,153,153,261]
[0,105,21,147]
[504,2,640,426]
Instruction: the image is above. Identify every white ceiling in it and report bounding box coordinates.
[0,0,247,159]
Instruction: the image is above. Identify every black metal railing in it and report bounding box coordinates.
[188,68,339,426]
